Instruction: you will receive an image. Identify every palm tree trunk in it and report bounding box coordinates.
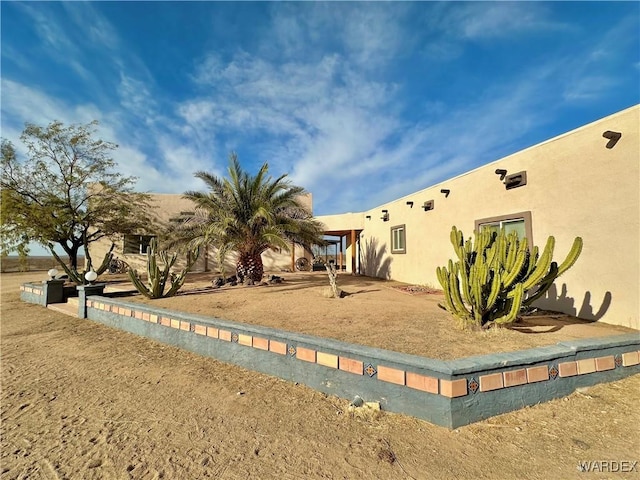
[237,251,264,285]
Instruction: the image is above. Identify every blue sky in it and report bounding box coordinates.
[2,1,639,221]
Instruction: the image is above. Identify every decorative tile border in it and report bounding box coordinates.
[20,285,44,295]
[84,299,640,401]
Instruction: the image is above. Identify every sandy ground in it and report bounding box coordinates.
[122,271,636,360]
[2,272,639,479]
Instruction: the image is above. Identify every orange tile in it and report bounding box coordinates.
[558,361,578,377]
[252,337,269,351]
[238,334,252,346]
[179,321,190,331]
[316,352,338,369]
[622,351,639,366]
[440,379,467,398]
[406,372,438,394]
[219,330,231,341]
[135,311,144,320]
[377,366,405,385]
[206,327,219,338]
[526,365,549,383]
[595,356,615,372]
[123,308,132,317]
[269,340,287,355]
[577,358,596,375]
[339,357,363,375]
[194,325,207,336]
[479,373,504,392]
[170,319,180,329]
[142,313,150,321]
[503,369,527,387]
[160,317,170,327]
[296,347,316,363]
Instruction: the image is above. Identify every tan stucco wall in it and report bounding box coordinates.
[319,212,365,232]
[91,193,314,276]
[318,105,639,329]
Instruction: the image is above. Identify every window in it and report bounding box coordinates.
[391,224,406,254]
[123,235,156,254]
[475,211,533,243]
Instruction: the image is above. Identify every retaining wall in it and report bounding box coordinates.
[20,286,640,428]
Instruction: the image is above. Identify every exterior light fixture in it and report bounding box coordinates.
[381,210,389,221]
[495,169,507,181]
[602,131,622,149]
[422,200,434,211]
[406,201,414,208]
[504,171,527,190]
[440,189,450,198]
[47,268,59,280]
[85,269,98,284]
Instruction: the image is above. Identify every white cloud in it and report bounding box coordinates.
[446,3,569,40]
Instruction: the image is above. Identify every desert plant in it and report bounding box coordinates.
[128,238,199,299]
[324,262,343,298]
[177,153,325,285]
[436,226,582,329]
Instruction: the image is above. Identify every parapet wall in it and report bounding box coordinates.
[22,287,636,429]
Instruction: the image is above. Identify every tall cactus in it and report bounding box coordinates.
[128,238,200,299]
[436,226,582,329]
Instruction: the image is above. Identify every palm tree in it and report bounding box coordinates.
[175,153,325,284]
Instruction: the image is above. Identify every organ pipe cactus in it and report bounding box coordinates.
[436,226,582,329]
[128,238,199,299]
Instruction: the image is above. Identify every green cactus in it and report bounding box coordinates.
[436,226,583,329]
[128,238,200,299]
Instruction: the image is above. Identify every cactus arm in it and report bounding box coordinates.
[436,266,457,315]
[94,243,116,276]
[492,283,524,326]
[437,266,466,320]
[449,265,469,316]
[502,249,527,289]
[162,247,200,298]
[520,236,555,291]
[485,272,501,312]
[522,262,558,307]
[556,237,583,277]
[128,269,153,299]
[459,260,473,306]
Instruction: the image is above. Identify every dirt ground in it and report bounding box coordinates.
[121,271,635,360]
[2,271,639,479]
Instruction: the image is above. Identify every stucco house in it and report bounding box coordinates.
[318,105,639,329]
[93,105,639,329]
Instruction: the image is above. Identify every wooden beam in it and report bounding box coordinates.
[350,230,356,274]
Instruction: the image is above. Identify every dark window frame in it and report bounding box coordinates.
[123,234,156,255]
